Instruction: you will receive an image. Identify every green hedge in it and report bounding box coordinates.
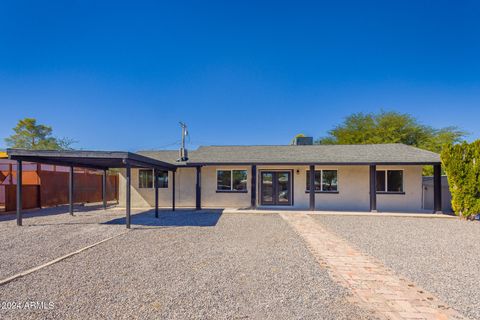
[441,140,480,219]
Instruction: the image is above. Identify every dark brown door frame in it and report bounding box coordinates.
[260,170,293,206]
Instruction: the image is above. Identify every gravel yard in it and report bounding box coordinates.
[0,208,376,319]
[313,215,480,320]
[0,205,129,279]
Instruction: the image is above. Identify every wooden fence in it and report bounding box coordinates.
[0,160,118,212]
[39,171,118,207]
[4,185,41,212]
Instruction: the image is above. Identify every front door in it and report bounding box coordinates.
[260,171,292,205]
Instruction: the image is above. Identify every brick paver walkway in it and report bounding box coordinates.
[281,213,466,320]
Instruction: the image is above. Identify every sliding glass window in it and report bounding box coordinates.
[217,170,248,192]
[306,170,338,192]
[376,170,403,193]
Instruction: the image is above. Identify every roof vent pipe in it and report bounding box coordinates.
[178,122,189,162]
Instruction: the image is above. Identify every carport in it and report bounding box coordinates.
[7,149,177,228]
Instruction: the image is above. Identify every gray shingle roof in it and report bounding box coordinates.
[138,144,440,166]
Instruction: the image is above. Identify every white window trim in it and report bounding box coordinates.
[306,169,339,192]
[376,169,404,193]
[216,169,248,192]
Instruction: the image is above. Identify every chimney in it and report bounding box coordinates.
[293,136,313,145]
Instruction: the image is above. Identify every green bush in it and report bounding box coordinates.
[441,140,480,219]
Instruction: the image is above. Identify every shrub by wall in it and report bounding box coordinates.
[441,140,480,219]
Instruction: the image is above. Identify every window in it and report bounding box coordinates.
[306,171,321,191]
[217,170,248,192]
[376,170,403,193]
[306,170,338,192]
[322,170,338,191]
[232,170,247,191]
[157,171,168,188]
[139,169,153,188]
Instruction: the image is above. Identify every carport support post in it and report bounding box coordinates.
[172,171,176,211]
[251,165,257,208]
[196,166,201,210]
[369,164,377,212]
[69,165,74,215]
[154,169,159,218]
[102,169,107,210]
[16,160,22,226]
[126,165,131,229]
[433,164,442,214]
[309,165,315,211]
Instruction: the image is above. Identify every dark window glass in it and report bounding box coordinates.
[139,169,153,188]
[387,170,403,192]
[157,171,168,188]
[217,170,232,190]
[322,170,338,191]
[232,170,247,191]
[376,171,386,192]
[306,170,322,191]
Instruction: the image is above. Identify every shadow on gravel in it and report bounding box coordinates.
[103,210,223,228]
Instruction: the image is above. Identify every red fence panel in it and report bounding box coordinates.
[0,159,119,212]
[39,171,118,207]
[5,185,41,212]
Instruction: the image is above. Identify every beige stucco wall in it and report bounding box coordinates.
[375,165,423,212]
[200,166,251,208]
[118,165,251,209]
[118,164,425,212]
[256,165,371,211]
[118,167,196,208]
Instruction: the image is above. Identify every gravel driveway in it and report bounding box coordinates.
[0,209,376,319]
[313,215,480,320]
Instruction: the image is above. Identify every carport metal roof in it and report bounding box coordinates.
[7,149,177,171]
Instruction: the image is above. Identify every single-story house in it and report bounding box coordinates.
[121,142,442,213]
[6,141,443,228]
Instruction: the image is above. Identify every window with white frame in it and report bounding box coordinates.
[306,170,338,192]
[217,170,248,191]
[376,170,403,193]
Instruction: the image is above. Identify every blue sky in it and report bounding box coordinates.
[0,0,479,151]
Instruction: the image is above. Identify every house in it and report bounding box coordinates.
[118,141,442,213]
[6,141,443,228]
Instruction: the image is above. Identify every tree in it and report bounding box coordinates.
[441,140,480,219]
[315,111,467,175]
[5,118,76,150]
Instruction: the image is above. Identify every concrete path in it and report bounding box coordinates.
[223,208,457,219]
[280,213,466,320]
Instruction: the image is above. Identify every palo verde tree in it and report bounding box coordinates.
[441,140,480,219]
[4,118,76,150]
